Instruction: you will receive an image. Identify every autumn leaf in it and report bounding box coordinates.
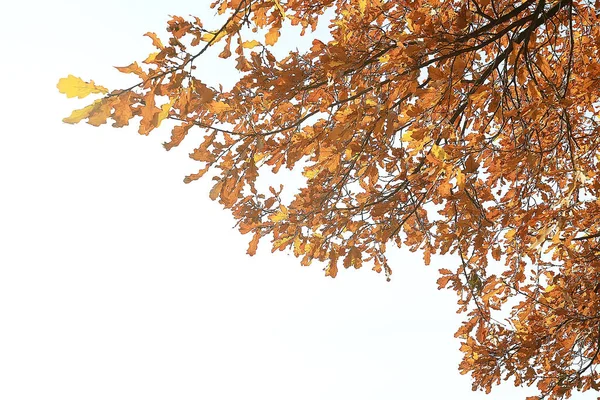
[155,97,176,128]
[358,0,367,15]
[201,30,227,44]
[455,169,465,189]
[163,123,192,151]
[431,144,446,161]
[139,89,158,135]
[325,252,338,278]
[269,205,288,222]
[206,101,231,113]
[87,100,113,126]
[112,93,134,128]
[114,62,146,78]
[273,0,286,18]
[242,40,261,49]
[247,232,261,256]
[504,229,516,241]
[62,99,102,124]
[143,52,159,64]
[57,75,107,99]
[343,247,362,269]
[209,180,223,201]
[265,25,280,46]
[144,32,164,49]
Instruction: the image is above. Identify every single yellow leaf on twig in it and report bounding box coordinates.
[57,75,108,99]
[242,40,261,49]
[201,30,227,44]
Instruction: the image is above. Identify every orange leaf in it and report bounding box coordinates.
[247,232,260,256]
[265,26,280,46]
[144,32,164,49]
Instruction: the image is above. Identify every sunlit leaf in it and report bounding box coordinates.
[57,75,107,99]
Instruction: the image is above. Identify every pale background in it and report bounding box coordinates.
[0,1,593,399]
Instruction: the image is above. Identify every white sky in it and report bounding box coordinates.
[0,1,595,399]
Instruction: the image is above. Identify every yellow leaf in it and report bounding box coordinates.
[242,40,261,49]
[431,144,447,160]
[293,236,302,257]
[273,0,286,17]
[143,52,158,64]
[303,165,321,179]
[62,99,102,124]
[359,0,367,15]
[545,284,556,293]
[57,75,108,99]
[201,30,227,44]
[253,152,267,163]
[270,205,289,222]
[272,236,294,251]
[505,229,516,241]
[155,97,176,128]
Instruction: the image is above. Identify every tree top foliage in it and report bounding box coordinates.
[58,0,600,398]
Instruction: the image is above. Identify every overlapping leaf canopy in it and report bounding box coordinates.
[59,0,600,398]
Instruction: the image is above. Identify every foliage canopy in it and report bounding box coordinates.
[59,0,600,398]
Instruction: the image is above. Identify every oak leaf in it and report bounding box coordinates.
[242,40,261,49]
[269,205,288,222]
[62,99,102,124]
[57,75,107,99]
